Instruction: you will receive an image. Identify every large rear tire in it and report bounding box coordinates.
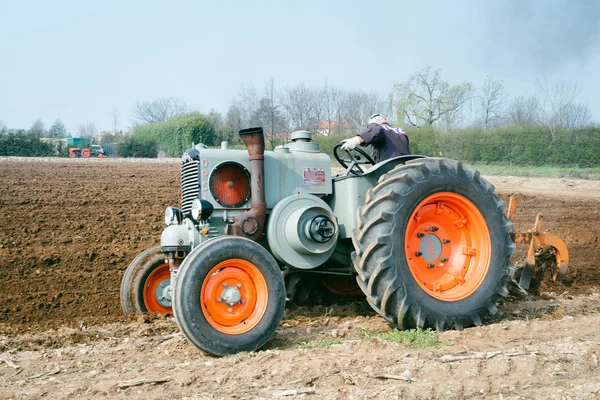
[120,246,172,315]
[173,236,286,356]
[352,158,515,330]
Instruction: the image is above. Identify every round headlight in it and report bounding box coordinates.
[191,199,202,221]
[191,198,214,222]
[164,207,182,226]
[165,207,175,226]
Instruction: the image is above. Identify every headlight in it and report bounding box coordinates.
[164,207,182,226]
[191,198,214,222]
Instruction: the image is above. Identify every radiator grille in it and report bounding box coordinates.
[181,160,200,215]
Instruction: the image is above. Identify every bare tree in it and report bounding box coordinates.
[478,76,506,129]
[506,95,540,126]
[76,122,98,138]
[391,66,472,128]
[235,83,260,127]
[110,108,120,134]
[253,78,288,148]
[559,103,592,128]
[340,90,386,133]
[320,82,342,135]
[0,120,7,134]
[281,83,322,132]
[132,97,187,124]
[536,79,591,136]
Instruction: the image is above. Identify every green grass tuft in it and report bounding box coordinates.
[298,339,343,349]
[357,328,449,349]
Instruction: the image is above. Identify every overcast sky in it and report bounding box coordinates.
[1,0,599,132]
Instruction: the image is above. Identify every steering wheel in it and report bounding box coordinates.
[333,142,376,176]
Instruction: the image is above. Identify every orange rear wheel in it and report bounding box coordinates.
[352,158,514,331]
[201,259,268,335]
[405,192,491,301]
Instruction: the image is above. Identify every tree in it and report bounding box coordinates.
[506,95,540,126]
[110,108,120,134]
[0,120,6,134]
[320,82,343,135]
[222,104,244,145]
[536,79,591,136]
[76,122,98,138]
[477,76,506,129]
[132,97,187,124]
[281,83,322,132]
[253,78,288,149]
[29,119,46,137]
[391,66,472,128]
[48,119,67,138]
[339,89,386,133]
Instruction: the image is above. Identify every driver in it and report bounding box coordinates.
[341,113,409,163]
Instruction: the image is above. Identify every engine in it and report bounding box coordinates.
[162,128,341,270]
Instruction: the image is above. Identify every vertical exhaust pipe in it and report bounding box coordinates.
[227,127,266,241]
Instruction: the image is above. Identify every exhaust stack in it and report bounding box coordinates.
[227,127,266,242]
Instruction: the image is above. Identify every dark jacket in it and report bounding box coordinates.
[358,123,410,163]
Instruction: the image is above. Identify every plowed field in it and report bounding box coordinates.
[1,159,599,399]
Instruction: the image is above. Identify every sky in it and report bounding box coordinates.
[1,0,599,133]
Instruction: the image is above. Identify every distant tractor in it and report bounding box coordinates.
[68,138,105,158]
[120,127,568,356]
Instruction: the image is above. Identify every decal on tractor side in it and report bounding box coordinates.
[303,167,326,185]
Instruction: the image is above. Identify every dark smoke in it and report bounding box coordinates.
[480,0,600,71]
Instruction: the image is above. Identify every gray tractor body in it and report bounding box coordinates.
[161,130,419,272]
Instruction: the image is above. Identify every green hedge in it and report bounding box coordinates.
[314,126,600,168]
[117,135,158,158]
[0,131,56,156]
[132,113,215,156]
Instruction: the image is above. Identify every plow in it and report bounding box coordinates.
[506,195,569,290]
[119,126,572,356]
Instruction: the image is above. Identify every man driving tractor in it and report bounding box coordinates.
[341,113,410,163]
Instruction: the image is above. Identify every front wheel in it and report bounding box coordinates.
[173,236,286,356]
[120,246,172,314]
[352,158,516,330]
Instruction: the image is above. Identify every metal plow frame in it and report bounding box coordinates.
[506,195,570,290]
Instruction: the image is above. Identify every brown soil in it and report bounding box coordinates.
[1,159,600,399]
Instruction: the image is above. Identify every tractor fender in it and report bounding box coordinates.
[361,155,426,182]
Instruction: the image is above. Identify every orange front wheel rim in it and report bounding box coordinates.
[143,263,172,313]
[201,259,268,335]
[405,192,491,301]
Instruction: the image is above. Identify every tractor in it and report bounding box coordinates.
[120,127,568,356]
[68,138,105,158]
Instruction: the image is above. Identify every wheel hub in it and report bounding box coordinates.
[220,285,242,306]
[419,234,442,262]
[155,279,172,307]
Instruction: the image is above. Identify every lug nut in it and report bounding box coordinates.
[228,308,233,313]
[427,264,434,269]
[223,282,228,287]
[425,226,439,232]
[441,257,448,262]
[217,298,222,303]
[241,299,246,304]
[415,251,423,257]
[443,239,451,244]
[417,232,425,238]
[237,283,242,288]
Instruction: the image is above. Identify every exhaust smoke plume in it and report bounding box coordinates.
[481,0,600,71]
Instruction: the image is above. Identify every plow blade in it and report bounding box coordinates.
[506,196,569,290]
